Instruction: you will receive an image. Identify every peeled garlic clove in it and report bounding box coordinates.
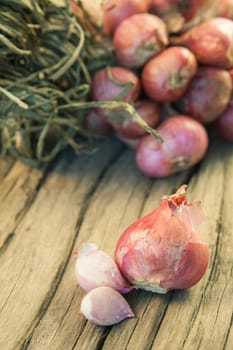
[115,185,210,293]
[75,243,132,293]
[80,286,135,326]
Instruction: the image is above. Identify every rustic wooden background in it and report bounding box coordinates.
[0,135,232,350]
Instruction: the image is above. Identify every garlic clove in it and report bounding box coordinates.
[80,286,135,326]
[75,243,132,293]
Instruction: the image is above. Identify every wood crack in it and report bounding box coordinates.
[222,310,233,349]
[0,232,15,256]
[20,146,125,349]
[181,168,226,349]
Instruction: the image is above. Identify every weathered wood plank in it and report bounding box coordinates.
[26,149,189,349]
[0,161,45,251]
[149,140,233,350]
[0,156,14,182]
[0,139,124,350]
[0,136,232,350]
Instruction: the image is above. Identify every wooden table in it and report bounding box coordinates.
[0,136,232,350]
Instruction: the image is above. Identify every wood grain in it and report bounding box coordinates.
[0,137,232,350]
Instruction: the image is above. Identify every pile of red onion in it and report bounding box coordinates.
[73,0,233,178]
[75,186,210,326]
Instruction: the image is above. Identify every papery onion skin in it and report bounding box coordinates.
[142,46,197,103]
[103,0,151,35]
[79,0,105,26]
[113,13,168,68]
[80,286,135,326]
[175,67,232,124]
[150,0,185,33]
[135,115,208,178]
[177,0,213,21]
[171,17,233,69]
[115,186,210,292]
[111,99,160,139]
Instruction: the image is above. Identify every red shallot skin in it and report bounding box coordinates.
[142,46,197,103]
[103,0,151,35]
[111,99,161,139]
[135,115,208,178]
[91,66,141,105]
[115,185,210,292]
[215,103,233,142]
[175,67,232,124]
[149,0,185,33]
[113,13,168,68]
[83,109,114,136]
[91,66,141,121]
[171,17,233,69]
[80,286,135,326]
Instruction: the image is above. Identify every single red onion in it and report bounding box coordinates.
[142,46,197,103]
[149,0,185,33]
[113,13,168,68]
[135,115,208,178]
[175,67,232,124]
[115,185,210,293]
[171,17,233,69]
[110,99,160,139]
[215,103,233,142]
[103,0,151,35]
[80,286,135,326]
[75,243,132,293]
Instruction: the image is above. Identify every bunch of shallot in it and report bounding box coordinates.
[74,186,209,326]
[72,0,233,178]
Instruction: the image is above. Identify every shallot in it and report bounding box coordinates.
[80,286,135,326]
[83,109,113,136]
[110,99,160,139]
[171,17,233,69]
[115,185,210,293]
[135,115,208,178]
[91,66,141,121]
[113,13,168,68]
[103,0,151,35]
[215,103,233,142]
[142,46,197,102]
[75,243,132,293]
[177,0,214,21]
[150,0,185,33]
[175,67,232,124]
[91,66,141,106]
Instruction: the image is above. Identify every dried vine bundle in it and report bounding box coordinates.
[0,0,112,163]
[0,0,159,164]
